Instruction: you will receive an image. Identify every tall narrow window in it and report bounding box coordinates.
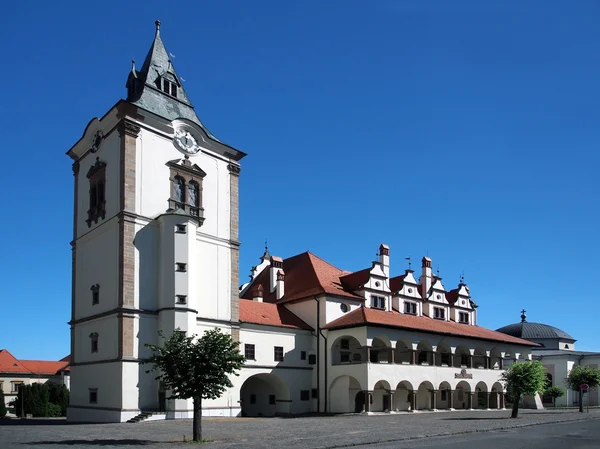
[188,181,200,216]
[91,284,100,305]
[173,176,186,209]
[90,333,99,353]
[86,158,107,227]
[274,346,284,362]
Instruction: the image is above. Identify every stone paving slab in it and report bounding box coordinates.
[1,409,598,449]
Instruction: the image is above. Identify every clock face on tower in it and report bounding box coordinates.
[173,129,199,154]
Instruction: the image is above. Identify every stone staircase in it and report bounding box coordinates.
[127,411,166,423]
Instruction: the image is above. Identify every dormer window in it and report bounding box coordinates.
[434,307,445,320]
[458,312,469,324]
[162,78,177,98]
[371,296,385,309]
[404,302,417,315]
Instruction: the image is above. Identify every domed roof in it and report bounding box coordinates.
[496,322,574,341]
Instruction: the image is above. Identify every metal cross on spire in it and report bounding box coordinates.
[520,309,527,323]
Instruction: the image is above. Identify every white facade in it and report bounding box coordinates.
[67,23,536,423]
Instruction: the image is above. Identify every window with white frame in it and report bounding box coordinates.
[404,302,417,315]
[434,307,445,320]
[458,312,469,324]
[371,296,385,309]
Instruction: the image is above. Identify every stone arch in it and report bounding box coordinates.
[416,340,433,366]
[490,382,504,409]
[416,381,435,410]
[331,335,364,365]
[372,380,392,412]
[475,381,489,409]
[240,373,290,417]
[473,346,487,369]
[438,381,452,410]
[490,347,503,370]
[370,336,392,363]
[394,340,412,364]
[329,375,363,413]
[435,342,452,367]
[453,380,471,410]
[394,380,414,411]
[454,345,471,368]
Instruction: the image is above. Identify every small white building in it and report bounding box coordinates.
[497,314,600,408]
[66,22,535,423]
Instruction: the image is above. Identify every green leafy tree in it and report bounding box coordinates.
[0,390,7,418]
[144,329,245,441]
[47,383,70,416]
[545,386,565,408]
[501,360,547,418]
[566,365,600,413]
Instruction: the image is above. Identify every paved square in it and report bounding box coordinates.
[1,409,598,449]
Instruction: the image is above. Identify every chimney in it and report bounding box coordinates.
[251,284,264,302]
[421,256,432,298]
[276,270,285,300]
[270,256,283,293]
[379,244,390,278]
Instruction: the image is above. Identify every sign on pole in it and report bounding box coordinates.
[581,383,589,391]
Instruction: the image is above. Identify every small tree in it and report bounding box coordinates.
[566,365,600,413]
[144,329,245,442]
[0,390,7,418]
[545,386,565,408]
[501,360,547,418]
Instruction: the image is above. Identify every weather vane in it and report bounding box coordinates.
[405,256,411,270]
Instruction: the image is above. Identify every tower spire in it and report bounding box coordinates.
[155,20,161,35]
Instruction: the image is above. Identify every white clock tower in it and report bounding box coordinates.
[66,21,246,422]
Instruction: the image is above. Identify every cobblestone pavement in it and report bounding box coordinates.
[2,409,599,449]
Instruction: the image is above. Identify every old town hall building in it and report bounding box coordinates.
[66,22,535,422]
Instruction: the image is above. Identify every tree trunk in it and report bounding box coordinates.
[511,394,520,418]
[193,397,202,441]
[579,390,583,413]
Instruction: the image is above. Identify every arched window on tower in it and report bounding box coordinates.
[188,181,200,216]
[173,176,186,209]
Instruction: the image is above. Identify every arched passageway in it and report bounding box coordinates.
[490,382,504,409]
[453,381,471,409]
[416,381,435,410]
[394,381,414,411]
[475,381,489,409]
[329,375,363,413]
[240,374,290,417]
[372,380,392,412]
[438,381,452,409]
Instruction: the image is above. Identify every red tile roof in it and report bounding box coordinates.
[241,252,363,304]
[239,300,313,330]
[323,307,537,347]
[340,268,371,291]
[0,350,70,375]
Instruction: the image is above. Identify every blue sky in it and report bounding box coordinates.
[1,0,598,359]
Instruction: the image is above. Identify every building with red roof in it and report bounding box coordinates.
[0,350,70,410]
[237,244,536,415]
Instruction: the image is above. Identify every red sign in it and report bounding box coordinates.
[581,384,589,391]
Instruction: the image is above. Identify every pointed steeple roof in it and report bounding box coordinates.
[126,21,220,141]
